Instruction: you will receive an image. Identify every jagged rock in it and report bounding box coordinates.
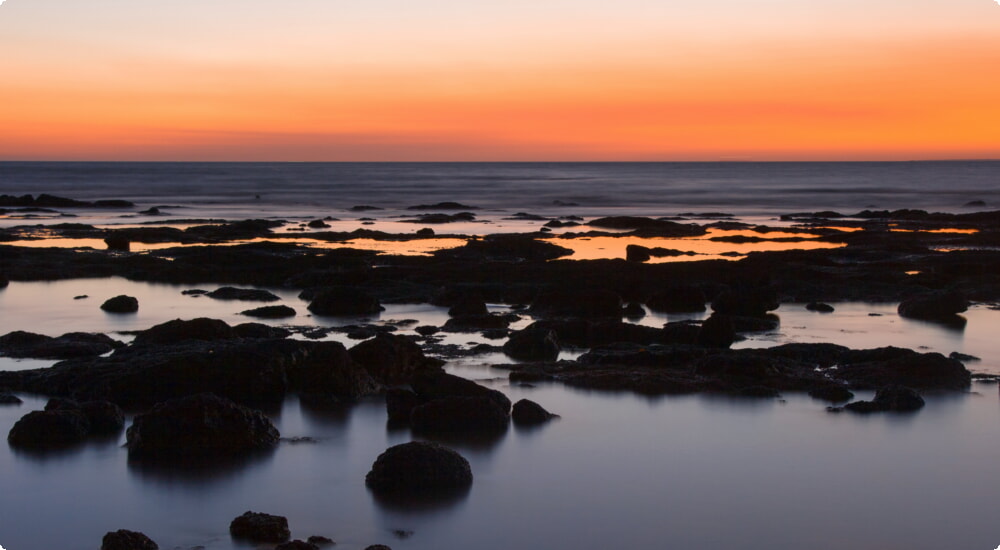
[7,409,90,449]
[206,286,281,302]
[308,287,383,316]
[229,511,291,543]
[348,334,444,385]
[502,328,560,361]
[133,318,237,345]
[897,290,968,320]
[307,535,336,546]
[0,331,122,359]
[126,393,280,460]
[101,295,138,313]
[511,399,557,425]
[101,529,158,550]
[240,305,297,319]
[410,372,511,412]
[365,441,473,493]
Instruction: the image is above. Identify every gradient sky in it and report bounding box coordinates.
[1,0,998,160]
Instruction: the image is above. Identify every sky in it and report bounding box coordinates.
[0,0,998,161]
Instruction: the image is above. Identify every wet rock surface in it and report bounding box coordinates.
[229,511,291,543]
[101,295,139,313]
[101,529,159,550]
[366,441,473,493]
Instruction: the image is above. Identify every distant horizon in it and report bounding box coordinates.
[2,158,1000,164]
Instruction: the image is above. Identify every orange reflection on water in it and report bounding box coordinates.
[552,229,842,262]
[889,228,979,234]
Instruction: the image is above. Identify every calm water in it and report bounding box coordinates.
[2,161,999,226]
[1,279,1000,550]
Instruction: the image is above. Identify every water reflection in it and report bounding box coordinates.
[127,449,277,487]
[368,484,472,512]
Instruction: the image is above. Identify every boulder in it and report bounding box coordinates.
[646,287,707,313]
[625,244,651,262]
[530,288,622,318]
[385,388,425,423]
[622,302,646,318]
[126,393,280,460]
[206,287,281,302]
[0,393,23,405]
[410,372,512,412]
[229,511,291,543]
[289,341,380,399]
[836,351,971,390]
[844,386,925,413]
[240,305,297,318]
[308,286,383,316]
[511,399,557,425]
[806,302,835,313]
[696,314,736,348]
[897,290,968,320]
[808,386,854,403]
[0,331,122,359]
[46,398,124,435]
[365,441,473,493]
[448,295,489,317]
[410,396,510,433]
[101,295,138,313]
[348,334,444,385]
[101,529,158,550]
[710,284,779,316]
[7,409,90,449]
[502,328,560,361]
[133,318,237,345]
[103,234,131,252]
[233,322,292,339]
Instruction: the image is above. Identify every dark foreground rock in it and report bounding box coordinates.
[101,295,138,313]
[348,334,444,385]
[101,529,158,550]
[843,386,925,413]
[511,399,557,425]
[0,331,123,359]
[7,409,90,449]
[126,393,280,460]
[229,511,291,543]
[897,290,968,320]
[366,441,473,493]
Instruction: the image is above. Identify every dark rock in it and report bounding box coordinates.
[949,351,980,362]
[502,328,560,361]
[0,331,122,359]
[622,302,645,318]
[808,386,855,403]
[588,216,703,236]
[434,235,573,261]
[206,286,281,302]
[77,400,125,434]
[646,287,707,313]
[126,393,280,460]
[732,385,780,398]
[844,385,925,413]
[530,288,622,318]
[806,302,835,313]
[711,284,779,316]
[276,541,320,550]
[308,219,331,229]
[407,201,478,210]
[104,234,131,252]
[836,351,970,390]
[411,396,510,433]
[0,275,7,288]
[415,228,435,236]
[348,334,444,385]
[133,318,237,345]
[897,290,968,320]
[350,205,382,211]
[386,388,425,423]
[290,341,380,399]
[241,305,297,318]
[625,244,651,262]
[365,546,393,550]
[365,441,473,493]
[233,322,292,339]
[448,296,489,317]
[403,212,476,224]
[307,535,336,546]
[0,393,22,405]
[229,511,291,543]
[511,399,557,425]
[964,200,987,207]
[696,314,736,348]
[101,529,159,550]
[7,409,90,449]
[101,295,138,313]
[415,325,439,336]
[410,372,511,412]
[308,287,384,316]
[442,313,516,332]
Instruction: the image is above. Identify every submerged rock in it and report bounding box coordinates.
[126,393,280,460]
[101,295,138,313]
[240,305,297,318]
[366,441,473,493]
[101,529,158,550]
[229,511,291,543]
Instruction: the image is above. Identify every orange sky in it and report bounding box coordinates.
[0,0,998,160]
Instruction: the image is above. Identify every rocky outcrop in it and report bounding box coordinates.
[710,284,779,316]
[843,386,925,413]
[126,393,279,460]
[348,334,444,385]
[7,409,90,449]
[511,399,557,425]
[46,397,124,434]
[897,290,968,320]
[411,396,510,433]
[241,305,297,318]
[133,318,237,345]
[366,441,473,493]
[229,511,291,543]
[206,286,281,302]
[307,286,383,316]
[101,295,138,313]
[101,530,158,550]
[695,314,736,348]
[835,351,970,390]
[289,341,380,399]
[502,327,560,361]
[0,331,123,359]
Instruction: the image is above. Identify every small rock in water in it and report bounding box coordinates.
[365,441,473,493]
[949,351,980,362]
[101,529,159,550]
[100,295,138,313]
[512,399,558,425]
[307,535,336,546]
[74,294,89,300]
[229,511,291,543]
[806,302,835,313]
